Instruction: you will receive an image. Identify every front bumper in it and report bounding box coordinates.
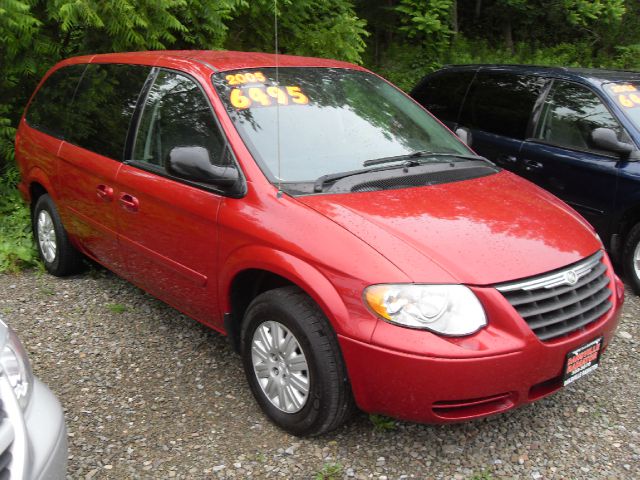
[25,379,67,480]
[0,376,67,479]
[340,275,624,424]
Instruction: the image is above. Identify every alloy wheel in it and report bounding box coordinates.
[251,321,310,413]
[37,210,57,263]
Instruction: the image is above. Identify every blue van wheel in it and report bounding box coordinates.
[623,222,640,295]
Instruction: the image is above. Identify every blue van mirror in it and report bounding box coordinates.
[590,128,635,157]
[455,127,473,147]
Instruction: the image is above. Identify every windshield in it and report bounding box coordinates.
[212,68,473,183]
[603,82,640,131]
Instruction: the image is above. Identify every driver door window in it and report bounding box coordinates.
[133,70,230,170]
[535,81,630,155]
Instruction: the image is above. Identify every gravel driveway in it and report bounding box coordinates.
[0,269,638,479]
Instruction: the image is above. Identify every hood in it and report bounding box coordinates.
[297,171,601,285]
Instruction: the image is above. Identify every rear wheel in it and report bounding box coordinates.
[241,286,354,436]
[33,194,83,276]
[623,222,640,295]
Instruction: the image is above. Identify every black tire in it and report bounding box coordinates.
[622,222,640,295]
[32,194,83,276]
[240,286,354,436]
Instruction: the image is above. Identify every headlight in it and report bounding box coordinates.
[0,325,33,410]
[364,284,487,336]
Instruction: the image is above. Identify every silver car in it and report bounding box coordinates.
[0,319,67,479]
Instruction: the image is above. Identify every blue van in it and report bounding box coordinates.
[411,65,640,294]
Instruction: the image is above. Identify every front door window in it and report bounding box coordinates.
[133,70,230,171]
[535,81,630,155]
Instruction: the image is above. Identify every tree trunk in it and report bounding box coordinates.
[374,26,380,65]
[386,0,394,46]
[452,0,459,34]
[475,0,482,20]
[503,18,514,54]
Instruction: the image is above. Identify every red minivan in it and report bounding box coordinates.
[15,51,624,436]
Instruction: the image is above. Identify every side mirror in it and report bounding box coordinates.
[455,127,473,147]
[166,146,239,188]
[590,128,635,157]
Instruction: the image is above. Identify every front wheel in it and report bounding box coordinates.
[623,222,640,295]
[241,287,354,436]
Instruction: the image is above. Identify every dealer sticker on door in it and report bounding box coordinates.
[563,337,603,386]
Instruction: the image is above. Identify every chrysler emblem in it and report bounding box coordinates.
[564,270,578,286]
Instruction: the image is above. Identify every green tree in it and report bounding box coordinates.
[0,0,42,167]
[563,0,626,29]
[359,0,639,90]
[396,0,453,58]
[225,0,367,64]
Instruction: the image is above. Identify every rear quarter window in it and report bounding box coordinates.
[460,71,546,139]
[411,70,475,125]
[65,63,151,160]
[25,64,87,139]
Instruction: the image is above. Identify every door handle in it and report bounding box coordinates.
[119,193,139,212]
[497,155,517,165]
[524,159,543,172]
[96,184,114,202]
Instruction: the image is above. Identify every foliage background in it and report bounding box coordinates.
[1,0,639,269]
[2,0,639,171]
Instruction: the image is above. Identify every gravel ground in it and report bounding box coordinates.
[0,269,638,480]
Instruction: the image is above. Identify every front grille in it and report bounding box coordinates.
[496,251,612,341]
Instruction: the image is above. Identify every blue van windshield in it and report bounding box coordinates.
[604,82,640,131]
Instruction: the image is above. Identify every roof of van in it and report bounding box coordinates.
[438,64,640,86]
[62,50,362,72]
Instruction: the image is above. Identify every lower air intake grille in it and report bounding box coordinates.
[496,252,612,341]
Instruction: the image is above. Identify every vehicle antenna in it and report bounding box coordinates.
[274,0,283,198]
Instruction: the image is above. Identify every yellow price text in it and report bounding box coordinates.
[229,86,310,109]
[617,93,640,108]
[225,71,267,85]
[610,84,638,94]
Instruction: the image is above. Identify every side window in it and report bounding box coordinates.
[132,70,229,169]
[534,81,631,155]
[66,64,151,160]
[460,72,546,139]
[412,71,474,124]
[25,64,87,139]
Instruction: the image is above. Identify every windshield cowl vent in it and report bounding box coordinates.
[349,166,498,193]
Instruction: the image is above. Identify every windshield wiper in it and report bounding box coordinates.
[314,167,375,193]
[313,151,488,193]
[362,150,485,167]
[313,160,418,193]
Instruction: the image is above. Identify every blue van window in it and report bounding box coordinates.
[412,71,474,125]
[459,72,545,139]
[535,81,630,154]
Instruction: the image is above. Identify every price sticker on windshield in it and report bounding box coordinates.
[229,85,310,110]
[607,83,640,108]
[225,71,267,85]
